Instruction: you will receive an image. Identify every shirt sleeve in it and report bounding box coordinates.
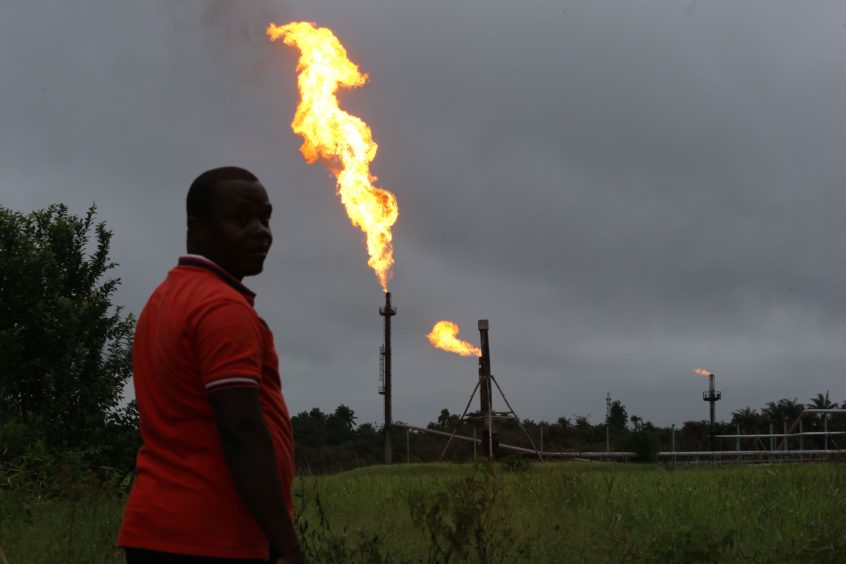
[194,300,263,393]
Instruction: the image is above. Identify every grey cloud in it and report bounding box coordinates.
[2,0,845,428]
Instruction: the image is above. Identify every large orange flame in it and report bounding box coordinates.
[427,321,481,357]
[268,21,398,291]
[693,368,712,377]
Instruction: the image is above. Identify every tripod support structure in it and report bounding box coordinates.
[439,373,544,462]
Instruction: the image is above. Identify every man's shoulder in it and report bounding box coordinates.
[145,266,254,326]
[174,265,251,302]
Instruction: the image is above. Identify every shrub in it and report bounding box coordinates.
[408,462,531,563]
[621,430,662,462]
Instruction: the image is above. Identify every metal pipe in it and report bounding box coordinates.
[715,431,846,439]
[671,424,676,464]
[799,419,804,452]
[390,423,846,460]
[779,408,845,450]
[478,319,494,458]
[606,393,611,454]
[490,373,544,461]
[825,416,830,451]
[701,372,720,451]
[439,380,481,459]
[783,419,789,452]
[379,292,396,465]
[709,374,715,451]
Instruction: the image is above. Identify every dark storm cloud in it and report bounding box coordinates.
[2,0,846,429]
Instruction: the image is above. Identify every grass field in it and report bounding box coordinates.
[2,461,845,563]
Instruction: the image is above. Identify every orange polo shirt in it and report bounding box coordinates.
[118,256,294,560]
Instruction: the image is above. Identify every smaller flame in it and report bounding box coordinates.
[427,321,481,357]
[693,368,712,377]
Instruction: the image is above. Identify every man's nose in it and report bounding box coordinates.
[254,221,272,244]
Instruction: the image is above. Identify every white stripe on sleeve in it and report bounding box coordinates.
[205,377,260,390]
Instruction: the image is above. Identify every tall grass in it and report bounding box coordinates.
[2,462,845,562]
[0,487,124,563]
[293,462,846,562]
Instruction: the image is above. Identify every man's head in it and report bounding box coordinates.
[186,166,273,280]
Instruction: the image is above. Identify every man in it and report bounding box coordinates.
[118,167,302,563]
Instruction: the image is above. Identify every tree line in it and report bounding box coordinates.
[292,393,846,472]
[1,204,844,482]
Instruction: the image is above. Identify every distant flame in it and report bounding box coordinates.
[693,368,712,377]
[427,321,481,357]
[268,21,399,291]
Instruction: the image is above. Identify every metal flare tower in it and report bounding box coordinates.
[438,319,542,460]
[379,292,397,464]
[477,319,497,457]
[703,372,721,451]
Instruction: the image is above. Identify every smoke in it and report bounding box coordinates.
[157,0,293,85]
[199,0,287,47]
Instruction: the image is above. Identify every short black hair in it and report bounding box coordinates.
[186,166,259,219]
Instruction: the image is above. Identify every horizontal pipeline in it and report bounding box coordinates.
[715,431,846,439]
[392,423,846,459]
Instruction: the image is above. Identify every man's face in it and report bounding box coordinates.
[199,179,273,280]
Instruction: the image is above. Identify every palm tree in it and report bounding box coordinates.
[806,392,836,430]
[731,406,761,434]
[763,398,804,425]
[762,401,779,422]
[808,391,836,410]
[763,398,805,450]
[802,392,838,446]
[780,398,805,422]
[333,404,357,431]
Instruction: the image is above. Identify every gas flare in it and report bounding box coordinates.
[268,21,399,291]
[427,321,481,357]
[693,368,712,377]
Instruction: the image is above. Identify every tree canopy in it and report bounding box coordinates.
[0,204,137,469]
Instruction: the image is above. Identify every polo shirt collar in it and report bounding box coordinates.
[178,254,256,303]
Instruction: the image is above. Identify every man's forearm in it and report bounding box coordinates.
[219,424,301,561]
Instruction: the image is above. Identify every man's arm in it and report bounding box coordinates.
[208,387,302,563]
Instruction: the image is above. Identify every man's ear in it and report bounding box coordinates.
[187,216,207,248]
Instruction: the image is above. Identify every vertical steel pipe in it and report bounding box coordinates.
[478,319,494,457]
[783,419,789,452]
[709,374,716,451]
[799,419,804,452]
[379,292,396,464]
[825,416,830,451]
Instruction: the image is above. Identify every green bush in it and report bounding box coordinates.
[0,204,140,494]
[501,454,529,472]
[645,525,735,563]
[408,462,531,563]
[620,430,662,462]
[293,476,393,563]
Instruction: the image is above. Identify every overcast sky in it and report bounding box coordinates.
[3,0,846,430]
